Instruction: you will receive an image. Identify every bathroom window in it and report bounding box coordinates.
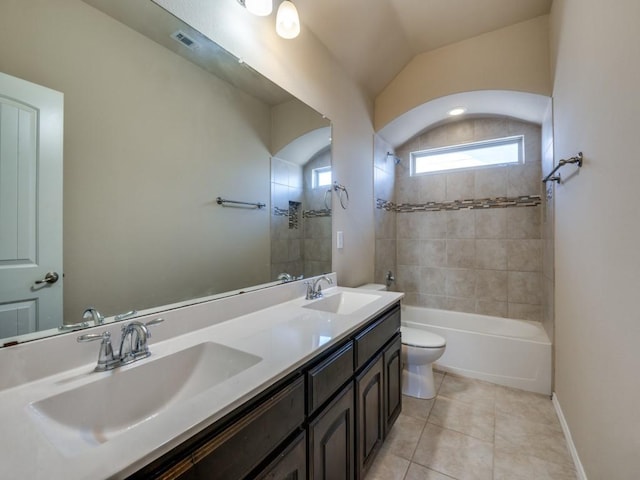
[411,135,524,176]
[312,166,332,188]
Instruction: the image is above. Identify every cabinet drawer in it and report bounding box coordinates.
[188,376,305,480]
[307,341,354,414]
[354,305,400,371]
[255,431,307,480]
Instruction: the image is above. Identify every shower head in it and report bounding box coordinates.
[386,152,401,165]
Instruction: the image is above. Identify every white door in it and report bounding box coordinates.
[0,72,63,340]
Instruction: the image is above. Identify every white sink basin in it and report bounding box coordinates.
[303,291,381,315]
[27,342,261,456]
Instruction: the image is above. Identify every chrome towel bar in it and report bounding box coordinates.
[216,197,266,209]
[542,152,583,184]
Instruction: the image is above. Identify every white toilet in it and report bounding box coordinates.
[356,283,447,399]
[401,326,446,399]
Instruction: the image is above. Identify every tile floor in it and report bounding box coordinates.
[366,372,576,480]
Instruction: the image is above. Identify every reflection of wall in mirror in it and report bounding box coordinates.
[0,0,272,322]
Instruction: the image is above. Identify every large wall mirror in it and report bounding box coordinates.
[0,0,332,346]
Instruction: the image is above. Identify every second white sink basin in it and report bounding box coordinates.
[303,291,381,315]
[27,342,261,456]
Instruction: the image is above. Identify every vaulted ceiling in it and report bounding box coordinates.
[295,0,553,98]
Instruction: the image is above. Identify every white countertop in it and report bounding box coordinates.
[0,284,403,479]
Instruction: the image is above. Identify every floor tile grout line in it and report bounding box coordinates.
[407,391,436,462]
[409,372,477,480]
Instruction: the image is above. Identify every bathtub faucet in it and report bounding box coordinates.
[385,271,395,289]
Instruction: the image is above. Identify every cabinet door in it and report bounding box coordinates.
[383,334,402,437]
[255,432,306,480]
[355,354,384,479]
[308,382,355,480]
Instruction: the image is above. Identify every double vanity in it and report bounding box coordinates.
[0,275,403,479]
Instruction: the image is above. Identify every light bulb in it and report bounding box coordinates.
[245,0,272,16]
[276,1,300,39]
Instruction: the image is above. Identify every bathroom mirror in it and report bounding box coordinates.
[0,0,331,346]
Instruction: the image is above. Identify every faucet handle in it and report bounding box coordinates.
[114,310,137,321]
[77,331,110,343]
[77,331,117,372]
[304,281,314,300]
[144,318,164,338]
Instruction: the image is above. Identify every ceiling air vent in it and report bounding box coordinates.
[170,30,199,50]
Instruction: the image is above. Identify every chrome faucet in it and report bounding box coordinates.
[82,307,105,326]
[385,270,395,289]
[119,321,151,364]
[77,318,164,372]
[278,272,304,283]
[277,272,294,282]
[305,275,333,300]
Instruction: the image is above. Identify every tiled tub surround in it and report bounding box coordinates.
[302,149,332,278]
[271,157,304,279]
[390,118,544,321]
[365,373,576,480]
[270,153,332,280]
[374,134,397,286]
[0,275,404,479]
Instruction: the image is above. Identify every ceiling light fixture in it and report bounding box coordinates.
[276,1,300,39]
[240,0,272,17]
[448,107,467,116]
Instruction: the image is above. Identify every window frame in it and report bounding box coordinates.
[312,165,332,188]
[410,135,524,176]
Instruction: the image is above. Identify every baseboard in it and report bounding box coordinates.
[552,392,588,480]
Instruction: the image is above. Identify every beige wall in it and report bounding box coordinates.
[550,0,640,477]
[156,0,376,288]
[375,15,552,131]
[270,99,330,156]
[0,0,273,319]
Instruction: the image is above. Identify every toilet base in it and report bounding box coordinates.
[402,362,437,399]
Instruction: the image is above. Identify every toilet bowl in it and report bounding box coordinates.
[401,326,446,399]
[354,284,446,399]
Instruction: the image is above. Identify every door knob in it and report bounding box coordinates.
[35,271,59,285]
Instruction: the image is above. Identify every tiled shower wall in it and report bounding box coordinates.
[387,118,545,321]
[302,149,332,277]
[271,157,304,279]
[374,135,397,285]
[271,152,332,281]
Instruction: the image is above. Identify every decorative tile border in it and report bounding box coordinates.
[303,208,332,218]
[376,195,542,213]
[273,206,289,217]
[273,202,303,229]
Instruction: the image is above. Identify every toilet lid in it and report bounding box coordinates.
[401,326,446,348]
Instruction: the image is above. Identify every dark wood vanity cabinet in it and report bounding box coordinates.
[255,432,307,480]
[131,302,401,480]
[383,334,402,436]
[355,354,384,478]
[308,383,355,480]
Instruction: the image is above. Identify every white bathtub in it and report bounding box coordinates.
[401,305,552,395]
